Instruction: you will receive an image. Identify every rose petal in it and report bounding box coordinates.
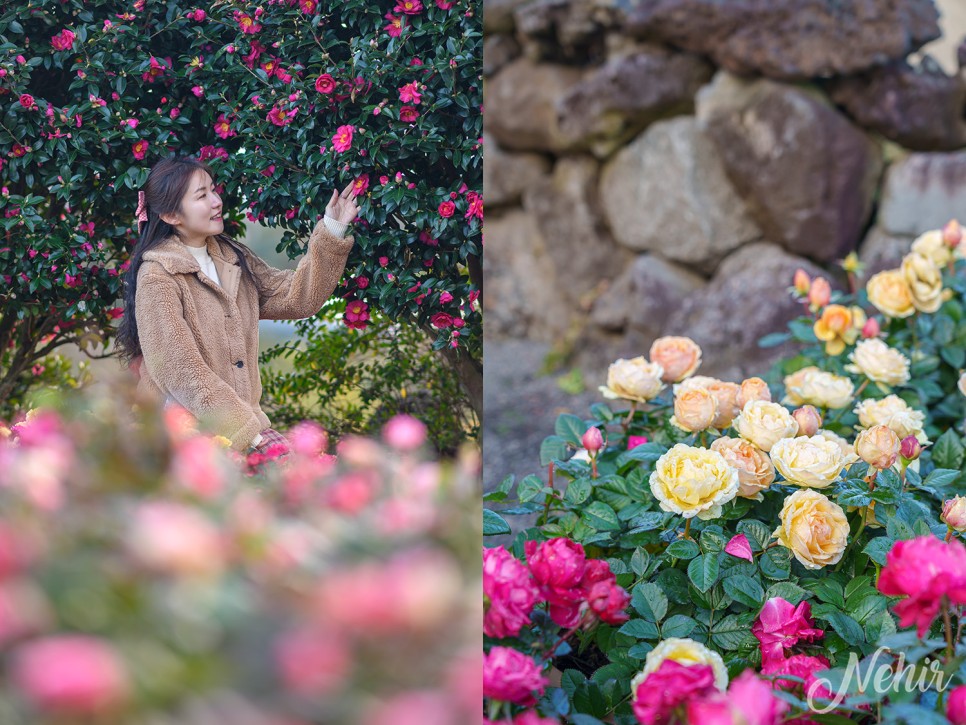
[724,534,753,562]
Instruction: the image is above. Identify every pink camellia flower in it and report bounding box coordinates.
[185,8,206,21]
[431,312,454,328]
[213,113,236,139]
[877,535,966,636]
[482,647,547,706]
[438,200,456,218]
[51,28,76,51]
[267,104,298,126]
[399,105,419,123]
[170,435,227,500]
[437,0,455,8]
[11,636,129,715]
[399,82,422,105]
[627,435,648,449]
[947,685,966,725]
[19,94,34,109]
[752,597,824,667]
[356,276,370,289]
[384,13,404,36]
[126,501,224,577]
[379,175,389,184]
[724,533,754,563]
[633,660,717,725]
[465,191,483,220]
[439,290,454,304]
[382,415,427,451]
[379,256,389,266]
[141,56,169,83]
[191,85,204,97]
[483,546,540,638]
[315,73,336,94]
[233,9,262,33]
[352,174,369,196]
[274,627,349,694]
[332,124,355,153]
[106,307,123,320]
[299,0,319,13]
[344,299,369,330]
[131,139,149,160]
[395,0,423,12]
[687,669,789,725]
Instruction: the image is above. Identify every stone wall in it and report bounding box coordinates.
[484,0,966,382]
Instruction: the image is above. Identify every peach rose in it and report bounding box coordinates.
[671,387,717,432]
[773,489,849,570]
[901,252,943,314]
[813,304,863,356]
[733,401,799,453]
[866,269,915,319]
[736,377,771,409]
[853,395,928,444]
[710,437,775,499]
[911,229,952,267]
[846,339,910,387]
[600,357,664,403]
[942,496,966,533]
[854,424,900,470]
[791,406,822,437]
[650,336,702,383]
[675,377,740,429]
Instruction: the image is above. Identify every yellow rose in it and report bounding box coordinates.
[736,377,772,409]
[649,444,739,520]
[845,339,910,386]
[710,437,776,499]
[911,229,953,267]
[901,252,943,313]
[733,400,799,452]
[770,435,846,488]
[773,489,849,570]
[650,336,702,383]
[212,435,233,448]
[783,367,854,410]
[631,637,729,695]
[671,387,717,432]
[853,395,928,444]
[813,304,863,356]
[854,424,900,470]
[600,357,664,402]
[866,269,915,319]
[817,429,860,468]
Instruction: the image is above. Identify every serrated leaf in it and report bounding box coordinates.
[630,548,651,577]
[583,501,621,532]
[632,582,669,622]
[666,539,700,560]
[518,475,545,502]
[862,536,895,566]
[723,574,765,609]
[688,553,720,593]
[932,428,964,470]
[619,618,660,640]
[765,582,809,605]
[565,477,593,506]
[760,546,792,580]
[616,442,668,467]
[483,509,511,536]
[555,413,586,446]
[711,614,757,650]
[540,435,570,466]
[661,614,697,639]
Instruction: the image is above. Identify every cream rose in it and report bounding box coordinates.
[845,339,910,386]
[671,387,717,432]
[710,437,775,499]
[854,424,900,470]
[649,444,739,520]
[942,496,966,533]
[650,336,702,383]
[901,252,943,314]
[911,229,953,267]
[817,429,860,468]
[866,269,915,319]
[773,489,849,570]
[959,371,966,397]
[631,637,728,695]
[783,367,854,410]
[770,435,846,489]
[733,400,799,452]
[600,357,664,403]
[853,395,928,444]
[736,377,772,409]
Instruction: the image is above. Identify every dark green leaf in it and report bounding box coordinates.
[483,510,511,536]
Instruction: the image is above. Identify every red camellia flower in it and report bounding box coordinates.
[267,105,298,127]
[185,9,206,21]
[315,73,336,94]
[465,191,483,220]
[399,82,422,105]
[298,0,318,13]
[431,312,454,329]
[213,113,236,139]
[344,300,370,330]
[132,140,149,160]
[394,0,423,13]
[437,201,455,218]
[399,106,419,123]
[352,174,369,196]
[233,10,262,34]
[18,94,33,109]
[51,29,76,51]
[383,13,405,36]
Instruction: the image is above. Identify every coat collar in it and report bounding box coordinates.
[142,235,242,302]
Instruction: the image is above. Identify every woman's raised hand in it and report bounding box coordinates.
[325,182,360,224]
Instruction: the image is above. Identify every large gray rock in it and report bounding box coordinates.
[485,58,586,153]
[827,58,966,151]
[483,34,522,77]
[555,47,713,157]
[483,210,573,341]
[663,243,828,380]
[878,150,966,237]
[697,72,883,262]
[621,0,941,81]
[522,156,632,301]
[599,116,762,272]
[484,133,552,209]
[513,0,618,62]
[859,226,913,277]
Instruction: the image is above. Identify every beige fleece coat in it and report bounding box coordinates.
[133,218,354,451]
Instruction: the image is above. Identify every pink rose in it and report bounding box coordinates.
[627,435,648,449]
[513,712,560,725]
[580,559,630,625]
[687,669,788,725]
[482,646,547,706]
[633,660,717,725]
[752,598,824,667]
[274,627,349,694]
[483,546,540,638]
[382,415,427,451]
[877,535,966,636]
[438,200,456,218]
[762,652,830,689]
[51,29,76,51]
[12,636,129,715]
[948,685,966,725]
[525,537,586,626]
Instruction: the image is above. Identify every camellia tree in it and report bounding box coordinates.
[0,0,482,417]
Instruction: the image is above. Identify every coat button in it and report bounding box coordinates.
[235,360,244,368]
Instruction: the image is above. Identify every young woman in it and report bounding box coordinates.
[115,154,359,456]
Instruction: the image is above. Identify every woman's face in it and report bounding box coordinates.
[166,169,223,244]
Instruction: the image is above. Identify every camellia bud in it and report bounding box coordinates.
[808,277,831,309]
[793,268,811,296]
[861,317,880,339]
[581,426,604,454]
[943,219,962,248]
[941,496,966,532]
[855,425,900,470]
[899,435,922,461]
[792,405,822,437]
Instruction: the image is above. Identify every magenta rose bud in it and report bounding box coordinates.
[482,646,548,706]
[581,426,604,454]
[899,435,922,461]
[483,546,540,638]
[947,685,966,725]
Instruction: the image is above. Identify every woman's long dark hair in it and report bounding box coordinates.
[114,154,260,369]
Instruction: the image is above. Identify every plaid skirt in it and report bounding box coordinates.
[252,427,292,458]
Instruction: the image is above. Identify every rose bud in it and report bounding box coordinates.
[792,406,822,437]
[854,425,900,470]
[899,435,922,461]
[737,377,771,409]
[943,219,962,248]
[808,277,831,309]
[793,269,811,296]
[942,496,966,533]
[582,426,604,454]
[861,317,880,339]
